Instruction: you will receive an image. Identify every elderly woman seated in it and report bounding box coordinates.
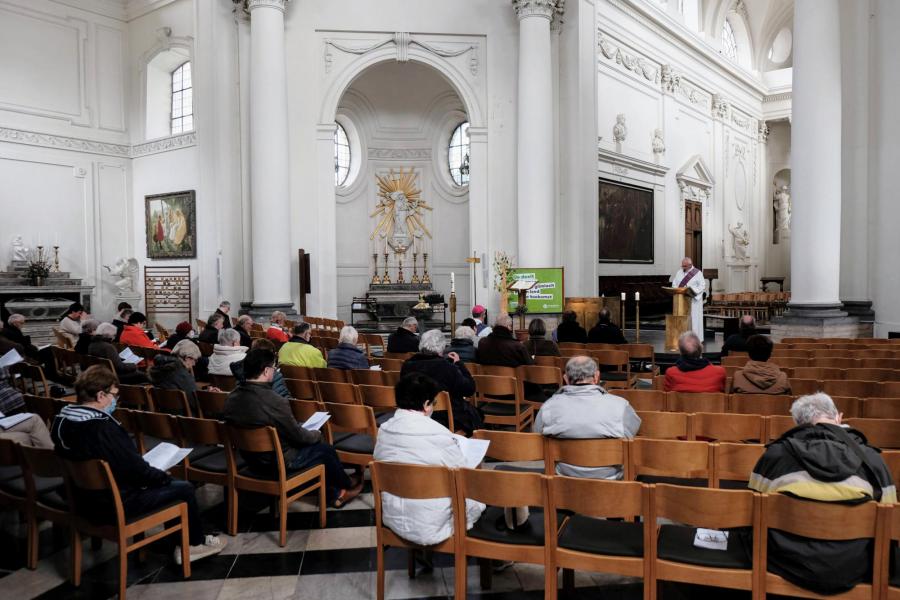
[208,328,248,376]
[373,372,485,546]
[448,325,478,363]
[327,325,369,370]
[74,318,99,355]
[88,322,149,384]
[150,340,213,413]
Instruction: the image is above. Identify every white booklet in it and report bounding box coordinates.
[0,412,32,430]
[37,344,51,351]
[119,347,142,364]
[143,442,193,471]
[693,528,729,551]
[369,365,382,371]
[0,349,25,368]
[452,434,491,469]
[301,412,331,431]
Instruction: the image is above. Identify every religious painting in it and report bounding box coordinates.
[145,190,197,259]
[598,180,654,263]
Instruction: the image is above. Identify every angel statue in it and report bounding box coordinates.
[11,236,29,262]
[370,167,432,254]
[105,257,139,293]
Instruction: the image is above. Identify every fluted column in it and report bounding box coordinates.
[514,0,557,267]
[247,0,294,313]
[787,0,843,314]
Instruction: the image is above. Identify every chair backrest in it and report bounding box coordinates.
[23,393,60,426]
[209,374,237,392]
[284,378,319,401]
[478,365,516,378]
[652,483,757,531]
[150,387,192,416]
[624,343,655,362]
[9,362,48,396]
[636,411,690,440]
[761,493,880,544]
[196,389,228,419]
[692,412,766,442]
[845,418,900,450]
[787,378,821,395]
[382,352,414,360]
[472,430,544,462]
[472,374,518,400]
[882,451,900,487]
[667,392,727,414]
[616,389,667,412]
[134,410,181,443]
[357,384,396,410]
[862,397,900,419]
[316,381,360,404]
[177,416,225,448]
[547,475,646,522]
[432,391,455,433]
[118,384,154,411]
[196,341,214,356]
[371,461,455,502]
[455,468,545,513]
[728,393,793,416]
[313,367,350,383]
[515,365,563,388]
[60,457,124,525]
[849,368,900,382]
[371,357,404,371]
[323,401,377,438]
[545,438,629,479]
[289,398,326,423]
[766,415,796,441]
[224,424,286,479]
[349,369,387,386]
[712,443,766,487]
[792,367,845,381]
[18,444,64,496]
[880,381,900,398]
[630,438,713,481]
[591,349,629,371]
[280,364,315,381]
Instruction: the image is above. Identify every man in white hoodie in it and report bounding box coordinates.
[373,372,485,546]
[534,355,641,479]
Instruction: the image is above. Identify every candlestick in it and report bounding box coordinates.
[620,293,626,335]
[397,256,405,284]
[450,291,457,333]
[422,253,431,284]
[382,253,391,284]
[372,253,380,285]
[53,246,60,273]
[635,294,641,343]
[450,271,455,294]
[411,252,419,284]
[635,291,640,301]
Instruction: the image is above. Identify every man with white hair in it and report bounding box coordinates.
[475,314,533,367]
[266,311,289,343]
[327,326,369,370]
[749,393,896,595]
[386,316,420,354]
[534,356,640,479]
[1,313,40,360]
[208,328,248,376]
[669,256,705,337]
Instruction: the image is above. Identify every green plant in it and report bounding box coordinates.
[25,250,51,280]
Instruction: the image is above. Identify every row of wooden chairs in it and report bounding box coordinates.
[722,364,900,383]
[782,337,900,346]
[770,349,900,359]
[724,355,900,371]
[372,459,899,600]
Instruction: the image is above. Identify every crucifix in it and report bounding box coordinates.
[465,251,481,307]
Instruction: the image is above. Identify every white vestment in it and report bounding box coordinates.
[670,268,706,336]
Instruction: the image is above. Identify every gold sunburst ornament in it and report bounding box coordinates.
[370,168,432,254]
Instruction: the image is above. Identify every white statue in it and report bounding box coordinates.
[11,236,28,262]
[652,129,666,156]
[774,185,792,232]
[613,113,628,143]
[104,257,139,293]
[729,222,750,261]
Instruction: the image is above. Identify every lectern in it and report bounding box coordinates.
[508,279,537,331]
[662,286,692,352]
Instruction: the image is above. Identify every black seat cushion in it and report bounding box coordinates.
[38,490,69,511]
[657,524,752,569]
[636,475,708,488]
[0,475,64,497]
[0,465,22,482]
[601,372,629,382]
[891,546,899,587]
[125,497,185,524]
[331,432,353,444]
[375,411,395,426]
[333,433,375,455]
[718,479,750,490]
[190,449,243,473]
[468,506,545,546]
[142,435,165,451]
[187,445,221,461]
[558,515,643,557]
[494,464,545,474]
[480,402,518,416]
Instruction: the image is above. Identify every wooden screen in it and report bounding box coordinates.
[684,200,703,269]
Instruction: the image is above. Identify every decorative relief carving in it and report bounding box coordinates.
[512,0,559,19]
[733,0,749,21]
[660,64,680,94]
[613,164,629,175]
[0,127,130,157]
[758,121,769,143]
[131,132,197,158]
[613,114,628,143]
[324,34,479,76]
[246,0,289,11]
[763,92,791,103]
[733,143,747,160]
[367,148,432,160]
[597,33,659,84]
[675,80,706,106]
[652,129,665,156]
[732,112,749,129]
[712,94,730,119]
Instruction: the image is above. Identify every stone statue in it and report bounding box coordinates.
[613,113,627,143]
[729,222,750,261]
[774,185,792,232]
[652,129,666,156]
[11,236,28,262]
[104,257,139,293]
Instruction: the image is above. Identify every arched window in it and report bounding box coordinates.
[170,61,193,134]
[334,122,351,186]
[448,121,470,186]
[722,19,738,61]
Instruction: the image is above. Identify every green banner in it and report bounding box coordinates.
[506,267,565,314]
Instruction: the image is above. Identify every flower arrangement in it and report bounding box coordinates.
[492,250,513,294]
[25,248,51,284]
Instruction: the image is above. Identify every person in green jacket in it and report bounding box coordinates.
[277,322,326,368]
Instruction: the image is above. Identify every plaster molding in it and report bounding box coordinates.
[763,92,792,103]
[598,146,669,178]
[758,121,769,143]
[246,0,288,12]
[366,147,432,160]
[131,132,197,157]
[660,64,681,94]
[512,0,559,20]
[0,126,196,158]
[597,32,660,84]
[324,33,479,76]
[711,93,730,120]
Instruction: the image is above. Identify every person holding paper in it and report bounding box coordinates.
[51,366,225,564]
[150,340,207,413]
[88,323,149,384]
[119,312,161,350]
[223,348,362,508]
[373,372,486,546]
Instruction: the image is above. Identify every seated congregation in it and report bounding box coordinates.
[0,303,898,600]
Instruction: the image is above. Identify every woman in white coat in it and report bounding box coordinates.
[373,373,485,546]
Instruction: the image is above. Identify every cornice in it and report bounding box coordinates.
[131,132,196,157]
[0,127,196,158]
[598,146,669,178]
[763,92,792,103]
[367,147,432,160]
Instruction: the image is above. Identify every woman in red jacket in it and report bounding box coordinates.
[119,312,162,350]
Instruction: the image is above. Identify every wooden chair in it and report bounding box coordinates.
[592,349,632,389]
[766,415,796,442]
[289,398,327,426]
[692,412,765,443]
[371,462,464,600]
[454,468,550,594]
[832,396,862,418]
[881,381,900,398]
[515,364,563,405]
[881,503,900,600]
[360,333,385,357]
[616,389,667,412]
[649,484,761,600]
[349,369,387,386]
[862,397,900,419]
[788,378,822,396]
[176,417,234,532]
[280,364,315,381]
[133,410,185,476]
[0,437,26,519]
[432,391,456,433]
[118,384,154,411]
[667,392,727,414]
[316,381,360,405]
[545,476,650,600]
[728,394,793,416]
[17,444,71,571]
[636,411,691,440]
[712,443,766,489]
[383,352,414,360]
[23,393,67,426]
[544,437,631,479]
[472,374,533,432]
[382,370,401,386]
[313,367,350,383]
[223,425,326,545]
[846,368,900,382]
[476,365,516,378]
[472,429,544,465]
[534,355,558,367]
[372,357,404,371]
[51,346,80,383]
[759,494,884,599]
[9,362,49,396]
[149,387,193,416]
[630,438,713,487]
[209,374,237,392]
[196,389,228,419]
[845,418,900,449]
[60,458,190,599]
[284,378,319,401]
[325,401,378,474]
[814,357,861,370]
[357,384,396,416]
[557,342,586,350]
[792,367,846,381]
[624,343,658,378]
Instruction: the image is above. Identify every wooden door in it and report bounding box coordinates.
[684,200,703,269]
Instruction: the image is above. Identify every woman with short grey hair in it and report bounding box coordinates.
[74,318,100,354]
[209,327,248,376]
[338,325,359,346]
[88,323,149,384]
[449,325,478,363]
[151,339,205,411]
[328,325,369,370]
[418,329,447,355]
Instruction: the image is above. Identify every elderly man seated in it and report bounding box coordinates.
[731,334,791,395]
[327,326,369,370]
[749,393,896,595]
[476,314,533,367]
[720,314,757,357]
[663,331,725,393]
[386,317,420,354]
[266,311,290,343]
[278,322,326,368]
[534,356,640,479]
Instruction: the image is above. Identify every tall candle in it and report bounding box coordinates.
[450,272,455,293]
[635,292,640,301]
[620,292,626,301]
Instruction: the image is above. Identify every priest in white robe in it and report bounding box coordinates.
[670,257,706,337]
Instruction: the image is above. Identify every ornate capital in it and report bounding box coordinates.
[758,121,770,143]
[246,0,288,12]
[513,0,558,20]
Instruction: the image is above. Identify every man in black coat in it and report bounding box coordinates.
[198,313,225,345]
[587,308,627,345]
[720,314,756,357]
[554,310,587,344]
[475,314,534,367]
[214,301,233,329]
[111,302,132,342]
[1,314,40,360]
[386,316,420,353]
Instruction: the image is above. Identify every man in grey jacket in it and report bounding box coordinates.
[534,355,641,479]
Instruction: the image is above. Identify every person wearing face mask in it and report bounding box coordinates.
[51,366,226,564]
[373,372,486,546]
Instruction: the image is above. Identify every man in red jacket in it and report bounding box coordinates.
[664,331,725,392]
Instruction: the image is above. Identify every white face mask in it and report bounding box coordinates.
[188,330,196,338]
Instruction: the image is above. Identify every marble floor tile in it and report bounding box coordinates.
[383,568,448,599]
[128,579,225,600]
[221,530,309,556]
[305,526,375,551]
[292,571,376,600]
[439,563,522,595]
[217,575,298,600]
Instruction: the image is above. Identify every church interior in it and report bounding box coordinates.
[0,0,899,598]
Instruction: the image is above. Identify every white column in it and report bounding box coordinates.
[247,0,293,310]
[788,0,842,311]
[514,0,556,267]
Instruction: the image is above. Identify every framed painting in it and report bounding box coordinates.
[598,179,654,263]
[145,190,196,259]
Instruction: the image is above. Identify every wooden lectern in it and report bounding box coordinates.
[508,279,537,331]
[663,286,692,352]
